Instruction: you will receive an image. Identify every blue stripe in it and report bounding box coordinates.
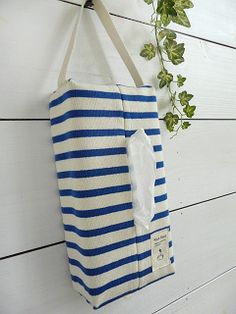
[156,161,164,168]
[155,177,166,186]
[64,210,169,239]
[52,128,160,143]
[153,144,162,152]
[60,186,167,202]
[124,111,158,119]
[58,169,164,183]
[61,202,133,218]
[61,200,168,219]
[66,225,170,257]
[152,209,169,221]
[60,184,131,198]
[55,148,164,163]
[50,110,124,125]
[49,90,121,108]
[49,89,156,108]
[55,147,127,161]
[121,93,156,102]
[70,256,174,296]
[64,220,134,238]
[125,128,160,138]
[50,110,158,126]
[52,129,125,143]
[155,193,167,203]
[57,165,129,179]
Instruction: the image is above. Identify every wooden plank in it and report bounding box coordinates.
[163,120,236,209]
[158,267,236,314]
[1,194,236,313]
[1,120,236,258]
[69,0,236,48]
[1,0,236,118]
[0,121,64,258]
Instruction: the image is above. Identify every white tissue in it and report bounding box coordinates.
[126,128,156,230]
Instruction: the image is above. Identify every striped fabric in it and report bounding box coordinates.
[48,78,175,309]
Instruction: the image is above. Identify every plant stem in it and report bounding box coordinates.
[152,0,184,132]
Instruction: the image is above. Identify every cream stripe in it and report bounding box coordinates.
[50,117,160,135]
[50,96,122,120]
[60,190,132,211]
[52,137,125,155]
[57,172,130,190]
[52,134,162,155]
[55,154,129,173]
[51,117,124,135]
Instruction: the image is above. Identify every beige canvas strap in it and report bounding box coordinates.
[57,0,144,88]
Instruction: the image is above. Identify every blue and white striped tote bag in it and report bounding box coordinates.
[48,0,175,309]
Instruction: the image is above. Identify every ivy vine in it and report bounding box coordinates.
[140,0,195,136]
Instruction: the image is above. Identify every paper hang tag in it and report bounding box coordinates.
[151,229,170,272]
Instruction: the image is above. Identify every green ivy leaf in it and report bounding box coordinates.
[177,74,186,87]
[166,30,177,40]
[157,0,177,26]
[164,40,185,65]
[144,0,153,4]
[183,104,196,118]
[156,0,177,15]
[160,13,172,26]
[179,90,193,106]
[158,30,168,41]
[140,43,156,60]
[171,8,191,27]
[158,30,176,41]
[157,70,173,88]
[164,112,179,132]
[182,121,191,129]
[174,0,194,10]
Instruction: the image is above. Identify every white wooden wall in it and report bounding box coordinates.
[1,0,236,313]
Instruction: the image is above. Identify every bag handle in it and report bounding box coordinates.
[57,0,144,88]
